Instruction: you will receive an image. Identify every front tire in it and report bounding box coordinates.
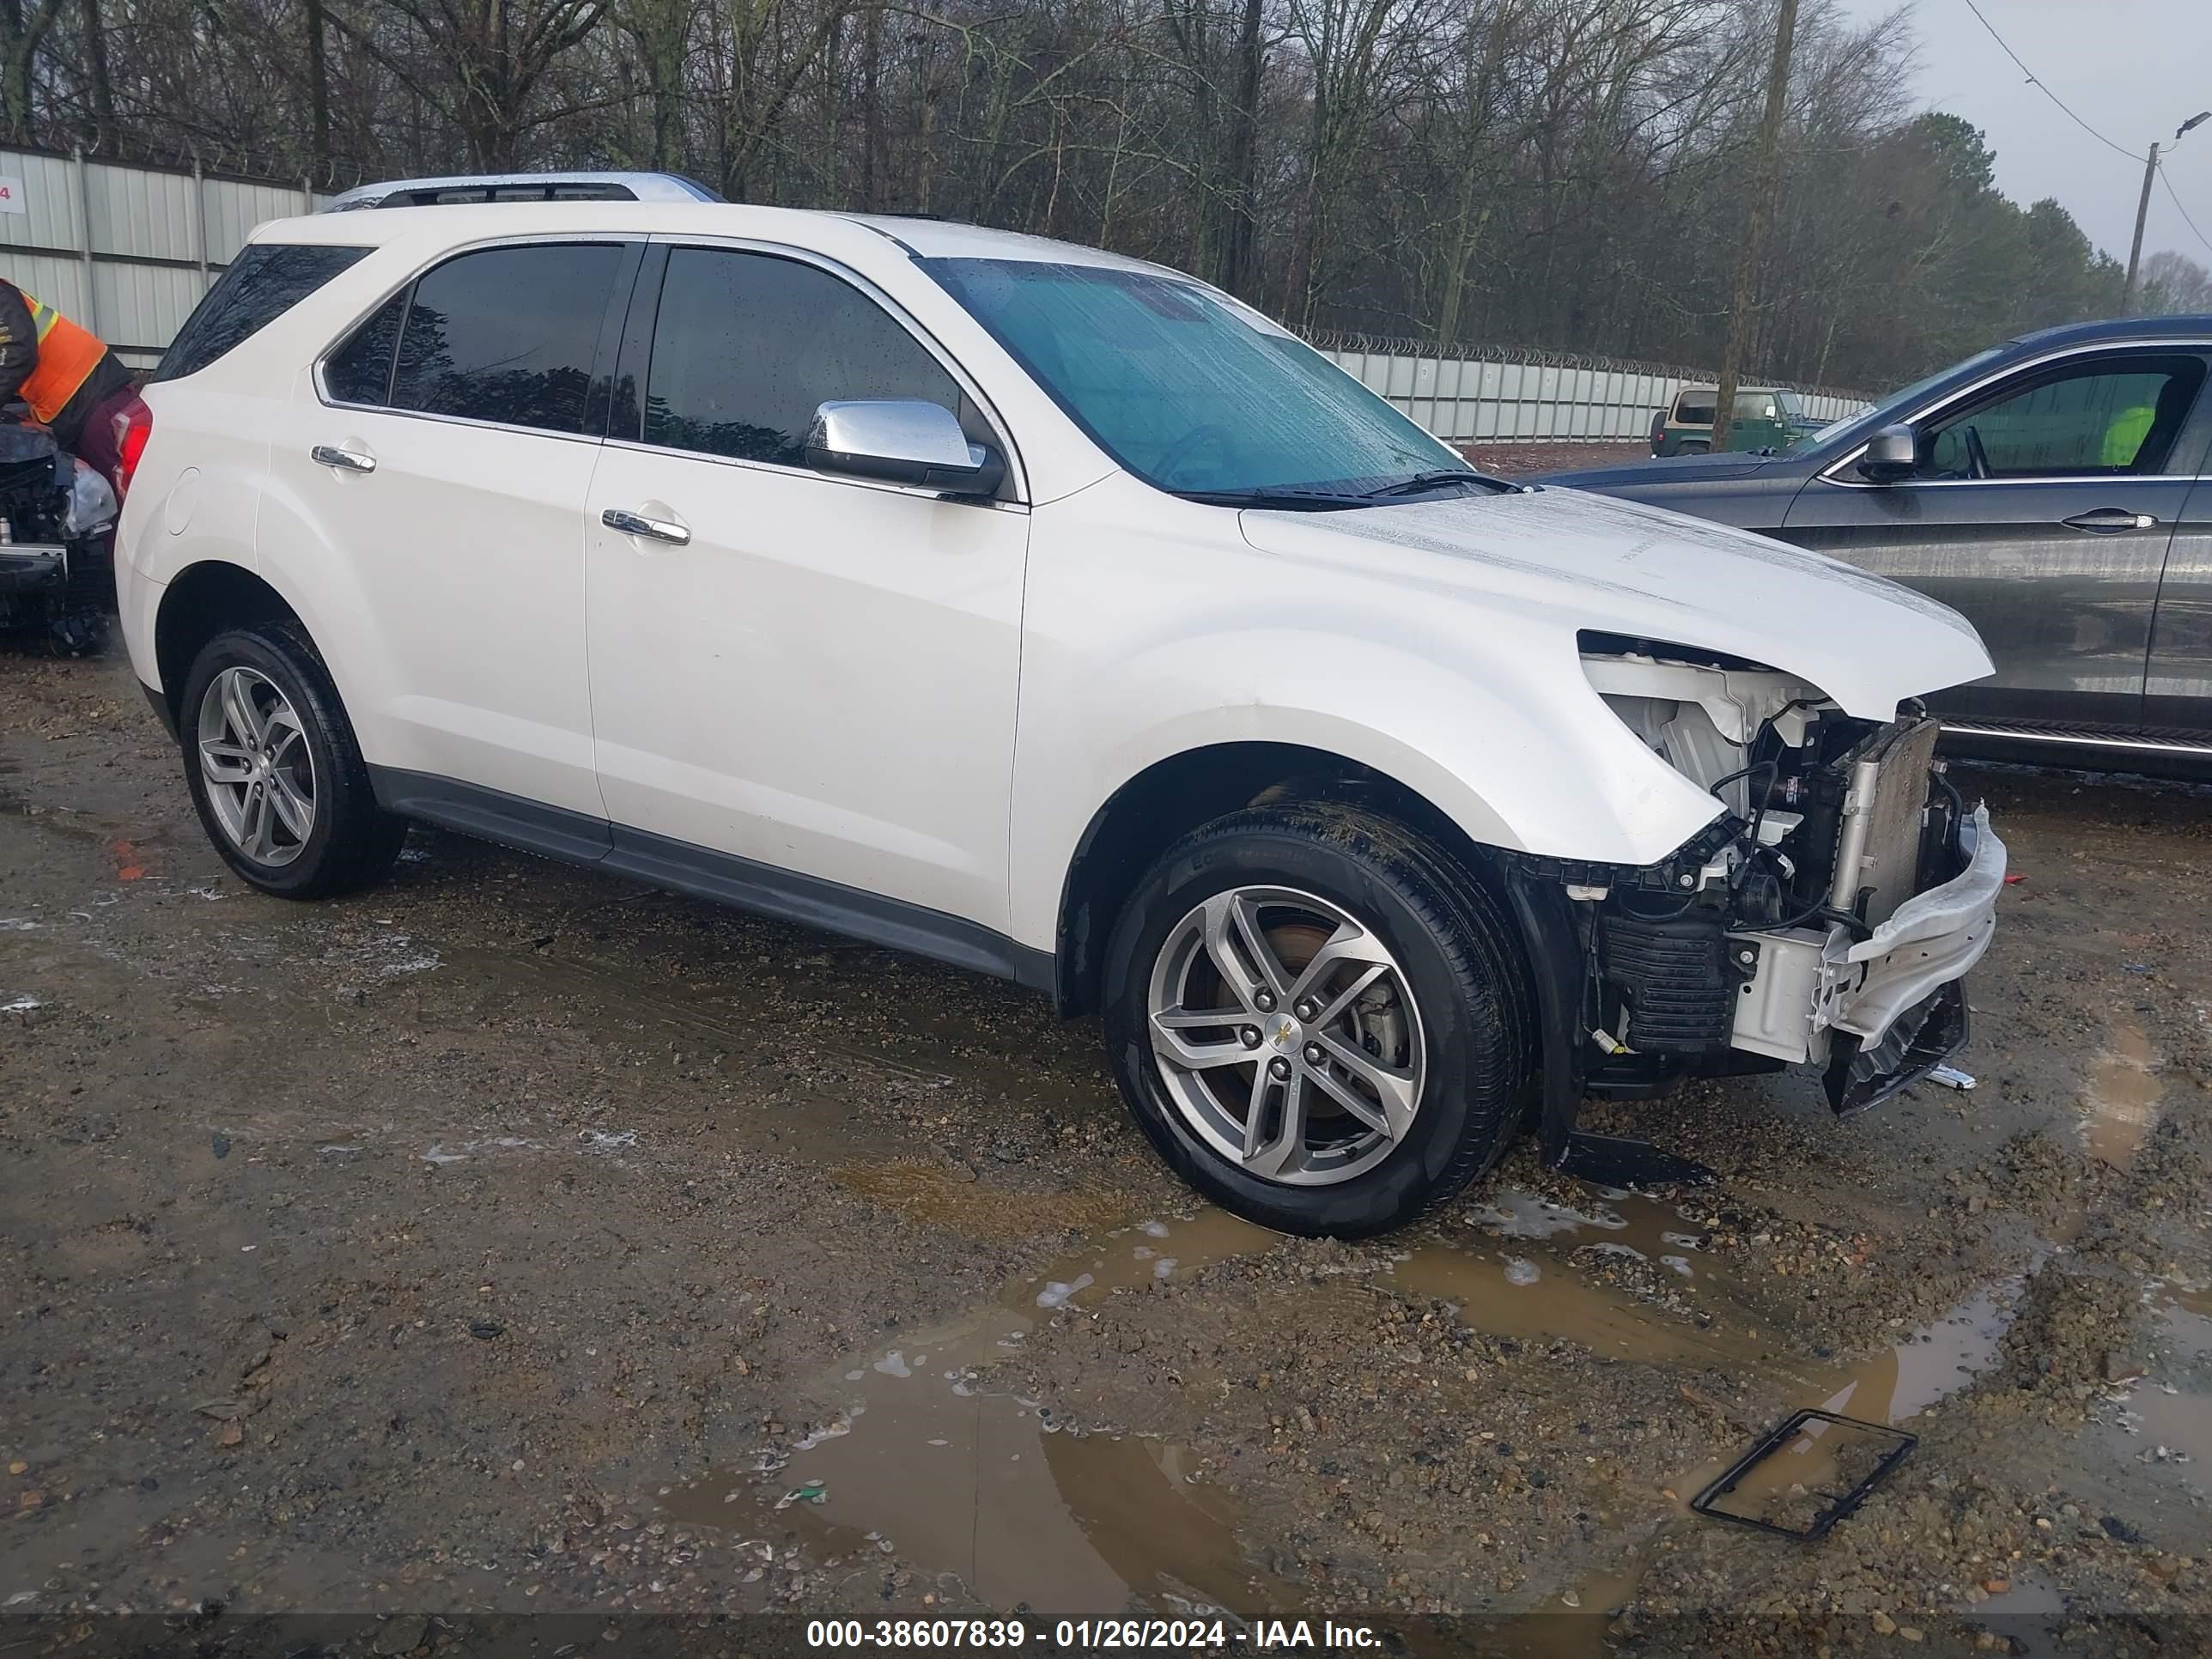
[179,622,404,899]
[1102,801,1532,1237]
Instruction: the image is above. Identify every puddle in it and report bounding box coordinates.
[1389,1231,1706,1363]
[1972,1572,2066,1656]
[1668,1277,2018,1531]
[1812,1280,2016,1426]
[664,1210,1281,1616]
[2110,1297,2212,1477]
[2081,1023,2160,1169]
[1415,1186,2021,1539]
[665,1182,2027,1619]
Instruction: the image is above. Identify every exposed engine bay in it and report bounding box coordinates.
[1506,634,2006,1158]
[0,422,119,654]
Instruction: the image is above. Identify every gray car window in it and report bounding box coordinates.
[1920,356,2207,479]
[643,247,963,465]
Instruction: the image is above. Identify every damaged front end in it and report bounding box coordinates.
[1508,635,2006,1164]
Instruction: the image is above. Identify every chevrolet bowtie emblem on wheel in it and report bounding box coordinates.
[1275,1020,1297,1048]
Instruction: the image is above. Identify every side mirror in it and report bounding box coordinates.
[804,399,1005,498]
[1855,423,1918,484]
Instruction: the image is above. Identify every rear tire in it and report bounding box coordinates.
[1102,801,1532,1237]
[179,621,404,899]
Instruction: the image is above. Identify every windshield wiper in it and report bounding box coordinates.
[1177,487,1370,512]
[1361,467,1505,500]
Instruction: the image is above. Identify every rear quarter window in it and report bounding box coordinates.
[154,244,372,383]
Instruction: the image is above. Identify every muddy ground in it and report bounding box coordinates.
[3,647,2209,1657]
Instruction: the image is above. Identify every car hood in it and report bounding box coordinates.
[1238,484,1991,721]
[1534,450,1785,488]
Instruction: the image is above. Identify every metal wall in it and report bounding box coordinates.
[0,146,322,369]
[1316,341,1870,445]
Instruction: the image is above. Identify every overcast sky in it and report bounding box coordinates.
[1832,0,2212,267]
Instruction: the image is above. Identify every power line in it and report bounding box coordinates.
[1958,0,2148,166]
[2157,166,2212,260]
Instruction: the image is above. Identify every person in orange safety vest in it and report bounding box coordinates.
[0,279,137,483]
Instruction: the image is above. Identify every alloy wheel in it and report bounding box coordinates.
[197,665,316,866]
[1145,884,1426,1186]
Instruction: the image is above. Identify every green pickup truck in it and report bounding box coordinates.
[1648,384,1827,456]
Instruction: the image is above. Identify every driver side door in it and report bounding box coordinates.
[581,241,1031,949]
[1780,349,2209,731]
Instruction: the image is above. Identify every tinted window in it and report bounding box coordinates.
[323,291,407,405]
[1673,393,1715,424]
[390,243,620,434]
[1921,356,2207,478]
[155,243,370,382]
[644,248,963,465]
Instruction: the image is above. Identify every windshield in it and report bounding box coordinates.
[921,257,1472,502]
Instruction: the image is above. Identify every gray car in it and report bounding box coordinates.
[1538,314,2212,771]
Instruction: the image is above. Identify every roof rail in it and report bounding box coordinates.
[321,171,723,211]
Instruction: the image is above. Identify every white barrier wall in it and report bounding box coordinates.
[0,147,323,369]
[1318,343,1869,445]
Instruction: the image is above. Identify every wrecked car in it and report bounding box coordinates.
[113,172,2005,1236]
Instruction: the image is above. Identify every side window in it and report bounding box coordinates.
[642,247,964,467]
[323,291,407,405]
[1673,392,1715,425]
[1920,356,2208,479]
[389,243,622,434]
[155,243,371,382]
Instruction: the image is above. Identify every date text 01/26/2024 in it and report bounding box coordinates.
[803,1619,1386,1650]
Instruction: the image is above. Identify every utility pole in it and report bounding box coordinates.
[2125,143,2160,310]
[1711,0,1799,454]
[2129,114,2211,312]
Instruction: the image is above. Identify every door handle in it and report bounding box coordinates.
[602,507,691,546]
[309,444,376,474]
[2061,507,2157,532]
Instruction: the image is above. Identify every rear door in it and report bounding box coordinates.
[263,238,637,822]
[1780,348,2209,732]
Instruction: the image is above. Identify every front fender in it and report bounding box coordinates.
[1006,477,1722,952]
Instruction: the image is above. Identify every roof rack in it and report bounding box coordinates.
[321,171,723,211]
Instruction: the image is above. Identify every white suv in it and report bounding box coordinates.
[117,174,2008,1235]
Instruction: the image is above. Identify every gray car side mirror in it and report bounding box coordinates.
[1856,424,1917,484]
[804,399,1005,498]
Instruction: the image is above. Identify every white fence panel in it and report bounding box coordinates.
[0,147,321,368]
[1316,342,1871,447]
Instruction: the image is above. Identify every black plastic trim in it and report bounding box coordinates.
[140,678,179,741]
[1504,870,1586,1164]
[367,766,1054,991]
[1823,980,1970,1117]
[371,767,613,862]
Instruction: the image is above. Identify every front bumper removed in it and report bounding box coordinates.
[1728,804,2005,1111]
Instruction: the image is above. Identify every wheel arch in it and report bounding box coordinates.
[153,562,311,731]
[1051,739,1522,1018]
